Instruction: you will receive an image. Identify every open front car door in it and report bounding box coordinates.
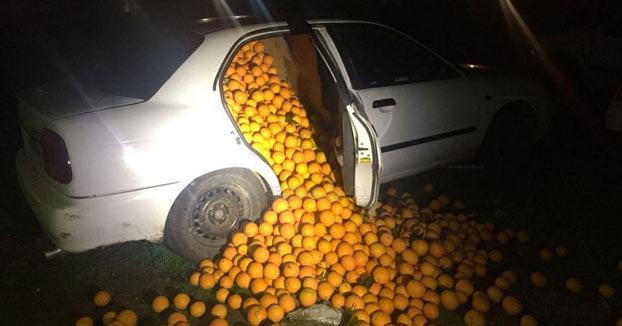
[311,25,383,216]
[341,103,383,216]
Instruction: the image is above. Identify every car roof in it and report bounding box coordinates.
[184,15,383,35]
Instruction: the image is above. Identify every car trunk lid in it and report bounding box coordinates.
[17,81,143,122]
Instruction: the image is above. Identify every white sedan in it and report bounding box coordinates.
[16,18,552,261]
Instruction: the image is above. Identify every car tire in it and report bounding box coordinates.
[480,108,536,196]
[164,169,269,262]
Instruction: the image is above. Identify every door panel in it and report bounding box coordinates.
[325,23,485,180]
[342,103,382,212]
[311,28,382,213]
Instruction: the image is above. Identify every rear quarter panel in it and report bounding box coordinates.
[475,75,553,143]
[54,28,281,198]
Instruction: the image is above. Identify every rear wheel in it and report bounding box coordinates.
[164,169,268,262]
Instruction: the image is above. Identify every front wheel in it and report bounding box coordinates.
[164,169,268,262]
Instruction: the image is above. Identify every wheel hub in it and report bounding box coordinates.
[207,203,228,224]
[191,186,244,240]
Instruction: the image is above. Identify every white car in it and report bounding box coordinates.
[16,18,552,261]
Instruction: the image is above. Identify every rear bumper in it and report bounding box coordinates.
[16,149,183,252]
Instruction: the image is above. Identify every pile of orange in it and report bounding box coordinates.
[74,39,620,326]
[185,40,537,326]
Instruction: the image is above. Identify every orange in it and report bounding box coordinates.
[422,303,439,320]
[455,278,474,296]
[215,288,229,303]
[329,223,346,239]
[501,296,522,315]
[246,305,267,326]
[372,266,390,285]
[464,309,485,326]
[299,288,317,307]
[370,310,391,326]
[219,275,234,288]
[378,297,395,314]
[258,222,273,236]
[329,293,345,309]
[282,262,300,277]
[298,251,314,266]
[394,294,409,310]
[263,210,278,224]
[411,239,429,256]
[279,223,296,239]
[263,263,280,280]
[173,293,190,310]
[391,238,407,253]
[266,304,284,322]
[252,246,270,263]
[116,310,138,326]
[271,198,289,213]
[93,290,111,307]
[102,311,116,325]
[227,294,242,309]
[345,294,365,310]
[285,277,302,293]
[152,295,170,313]
[242,298,260,310]
[259,293,278,308]
[250,278,268,294]
[247,262,264,279]
[599,283,615,298]
[326,271,343,287]
[486,286,503,303]
[233,90,248,104]
[336,242,354,257]
[199,273,216,289]
[471,292,490,313]
[166,312,187,326]
[189,301,207,318]
[319,210,336,227]
[75,317,93,326]
[406,280,426,298]
[210,319,228,326]
[318,281,335,300]
[278,210,295,224]
[235,272,251,288]
[231,232,248,247]
[278,293,296,313]
[369,243,386,258]
[520,315,538,326]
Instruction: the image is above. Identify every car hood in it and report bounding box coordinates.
[17,80,143,121]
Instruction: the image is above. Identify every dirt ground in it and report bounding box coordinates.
[1,111,622,325]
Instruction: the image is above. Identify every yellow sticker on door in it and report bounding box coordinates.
[359,157,372,163]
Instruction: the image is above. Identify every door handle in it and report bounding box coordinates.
[373,98,396,108]
[372,98,396,112]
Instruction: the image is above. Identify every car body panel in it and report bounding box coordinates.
[317,22,552,182]
[17,82,143,121]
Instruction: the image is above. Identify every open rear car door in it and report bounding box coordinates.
[311,28,383,215]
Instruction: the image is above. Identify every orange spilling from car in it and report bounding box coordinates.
[73,40,614,326]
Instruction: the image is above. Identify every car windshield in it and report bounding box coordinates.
[48,14,203,100]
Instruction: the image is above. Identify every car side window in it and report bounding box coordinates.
[328,24,460,89]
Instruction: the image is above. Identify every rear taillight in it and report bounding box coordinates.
[40,128,72,184]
